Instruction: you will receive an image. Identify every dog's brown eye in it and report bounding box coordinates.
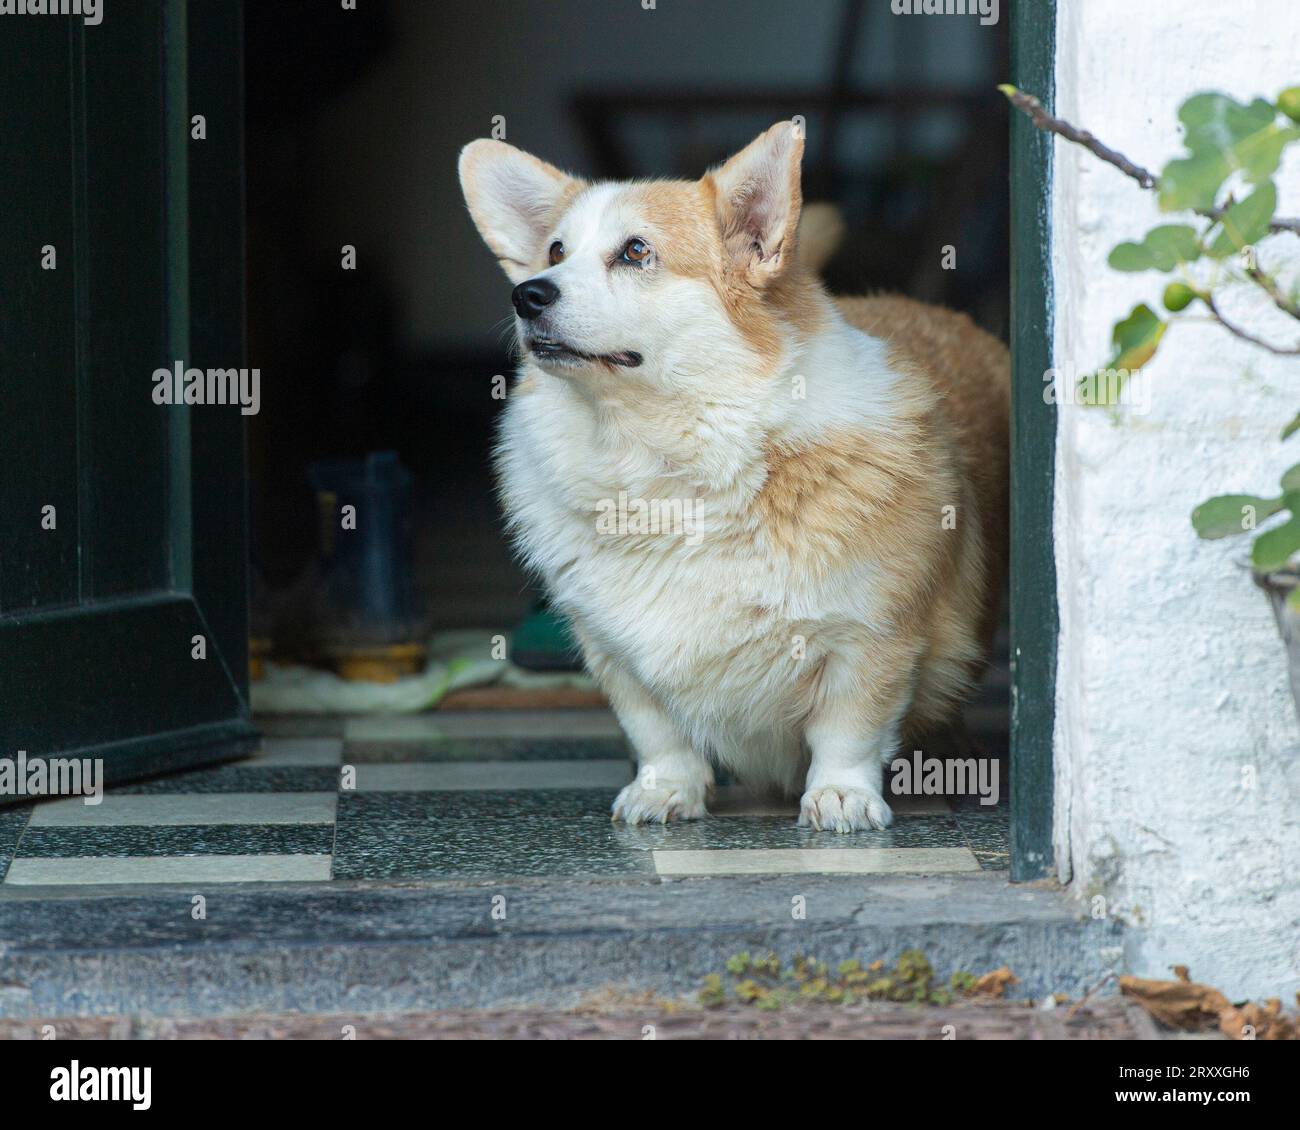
[548,241,565,265]
[620,238,650,264]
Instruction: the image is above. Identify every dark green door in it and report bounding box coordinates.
[0,1,256,803]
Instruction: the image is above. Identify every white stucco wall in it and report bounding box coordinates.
[1052,0,1300,997]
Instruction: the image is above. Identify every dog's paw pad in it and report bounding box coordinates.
[798,786,892,833]
[612,779,708,825]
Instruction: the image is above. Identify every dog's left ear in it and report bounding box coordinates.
[706,121,804,284]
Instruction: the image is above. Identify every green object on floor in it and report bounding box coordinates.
[249,630,594,714]
[510,601,583,672]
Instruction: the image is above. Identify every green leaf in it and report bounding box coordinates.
[1159,150,1230,212]
[1143,224,1203,269]
[1282,463,1300,492]
[1191,494,1282,539]
[1252,496,1300,571]
[1287,586,1300,613]
[1235,125,1300,184]
[1178,93,1276,156]
[1108,225,1202,272]
[1282,412,1300,441]
[1083,304,1167,406]
[1110,303,1167,370]
[1108,242,1154,272]
[1160,92,1297,211]
[1209,182,1277,257]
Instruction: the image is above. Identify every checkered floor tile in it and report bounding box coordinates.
[0,709,1008,886]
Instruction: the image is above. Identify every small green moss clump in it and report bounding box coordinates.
[698,949,984,1011]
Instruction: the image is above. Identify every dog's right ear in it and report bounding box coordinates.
[458,140,579,283]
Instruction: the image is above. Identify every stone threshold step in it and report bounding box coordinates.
[0,873,1121,1019]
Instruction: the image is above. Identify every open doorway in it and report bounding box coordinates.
[237,0,1014,882]
[0,0,1027,895]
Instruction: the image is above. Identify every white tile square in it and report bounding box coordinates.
[4,854,333,885]
[652,846,981,877]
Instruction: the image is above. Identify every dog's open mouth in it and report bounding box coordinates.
[527,338,642,368]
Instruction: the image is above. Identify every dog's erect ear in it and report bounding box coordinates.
[458,140,579,283]
[706,121,804,284]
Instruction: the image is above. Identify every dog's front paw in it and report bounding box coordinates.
[612,777,708,825]
[798,786,892,833]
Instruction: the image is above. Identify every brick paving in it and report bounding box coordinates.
[0,997,1165,1040]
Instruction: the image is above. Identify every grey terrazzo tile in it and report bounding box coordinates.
[253,715,347,738]
[113,765,340,795]
[952,802,1010,871]
[16,823,334,860]
[251,738,344,767]
[344,736,630,763]
[336,788,619,823]
[709,786,798,816]
[331,794,965,880]
[345,710,623,741]
[948,784,1008,806]
[949,790,1010,813]
[971,850,1011,871]
[0,807,34,882]
[348,759,631,792]
[331,813,655,880]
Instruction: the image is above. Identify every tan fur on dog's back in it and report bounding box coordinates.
[835,295,1009,733]
[837,294,1010,602]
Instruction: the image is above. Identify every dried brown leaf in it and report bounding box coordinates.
[970,967,1019,999]
[1121,974,1232,1031]
[1220,1000,1297,1041]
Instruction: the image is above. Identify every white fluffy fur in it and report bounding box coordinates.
[490,187,913,828]
[459,126,971,832]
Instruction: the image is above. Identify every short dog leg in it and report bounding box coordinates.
[596,660,712,825]
[799,646,918,833]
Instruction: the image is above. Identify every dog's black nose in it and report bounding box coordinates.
[511,277,560,320]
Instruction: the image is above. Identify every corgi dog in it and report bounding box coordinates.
[458,121,1009,832]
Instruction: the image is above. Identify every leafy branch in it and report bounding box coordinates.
[1001,86,1300,235]
[1002,83,1300,580]
[1002,84,1300,358]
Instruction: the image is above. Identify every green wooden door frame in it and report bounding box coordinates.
[0,1,255,801]
[1008,0,1057,881]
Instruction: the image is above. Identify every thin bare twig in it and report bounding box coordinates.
[1205,293,1300,355]
[1065,973,1117,1022]
[1001,87,1300,237]
[1245,262,1300,321]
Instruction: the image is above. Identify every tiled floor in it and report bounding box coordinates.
[0,709,1008,886]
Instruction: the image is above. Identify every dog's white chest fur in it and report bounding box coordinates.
[496,326,901,788]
